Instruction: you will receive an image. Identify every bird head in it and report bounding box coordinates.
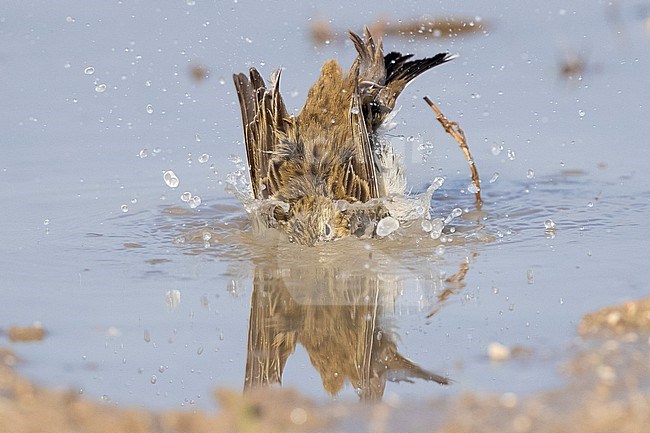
[276,196,347,246]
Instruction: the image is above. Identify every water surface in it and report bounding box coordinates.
[1,0,649,410]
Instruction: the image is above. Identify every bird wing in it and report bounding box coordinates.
[233,68,294,199]
[350,64,380,199]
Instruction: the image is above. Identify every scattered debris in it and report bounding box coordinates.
[487,342,511,361]
[7,323,46,343]
[559,53,587,80]
[190,64,209,82]
[578,297,650,336]
[310,16,488,45]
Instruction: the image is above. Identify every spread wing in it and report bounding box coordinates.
[233,68,294,199]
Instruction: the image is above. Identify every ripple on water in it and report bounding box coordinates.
[486,172,650,245]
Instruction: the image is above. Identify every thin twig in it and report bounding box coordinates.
[423,96,482,207]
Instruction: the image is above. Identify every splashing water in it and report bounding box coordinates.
[376,216,399,237]
[224,154,456,243]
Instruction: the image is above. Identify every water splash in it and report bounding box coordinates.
[224,155,459,243]
[376,216,399,237]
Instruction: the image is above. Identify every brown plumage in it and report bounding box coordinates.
[233,27,454,245]
[244,262,450,399]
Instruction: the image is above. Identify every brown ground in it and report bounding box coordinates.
[1,297,649,433]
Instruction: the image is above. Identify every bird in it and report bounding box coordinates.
[233,27,454,246]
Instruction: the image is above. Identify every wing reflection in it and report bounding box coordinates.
[243,250,469,400]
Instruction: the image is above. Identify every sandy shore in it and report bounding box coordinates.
[1,298,648,433]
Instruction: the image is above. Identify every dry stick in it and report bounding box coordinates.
[423,96,483,207]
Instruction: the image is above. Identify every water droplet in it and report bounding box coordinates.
[489,172,499,183]
[189,195,202,208]
[95,83,107,93]
[144,329,151,342]
[559,297,564,305]
[138,148,148,158]
[202,231,212,242]
[350,107,359,115]
[146,104,154,114]
[467,182,480,193]
[43,219,50,226]
[527,269,534,284]
[587,201,594,208]
[421,219,433,233]
[430,218,445,239]
[181,191,192,202]
[165,289,181,311]
[544,219,556,229]
[491,143,503,156]
[158,365,166,373]
[442,208,462,226]
[150,375,157,384]
[578,109,585,118]
[83,66,95,75]
[195,133,201,142]
[197,346,204,355]
[526,169,535,179]
[228,154,243,166]
[198,153,209,163]
[507,149,516,160]
[435,245,445,255]
[429,177,445,192]
[163,170,179,188]
[376,216,399,237]
[121,204,129,213]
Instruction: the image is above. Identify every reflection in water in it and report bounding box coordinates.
[242,249,476,401]
[170,200,484,400]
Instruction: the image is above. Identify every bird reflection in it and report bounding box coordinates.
[243,253,454,401]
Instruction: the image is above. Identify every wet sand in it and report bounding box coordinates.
[2,298,648,433]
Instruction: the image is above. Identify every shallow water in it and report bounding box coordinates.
[1,0,649,411]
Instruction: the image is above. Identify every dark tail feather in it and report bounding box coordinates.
[385,51,455,87]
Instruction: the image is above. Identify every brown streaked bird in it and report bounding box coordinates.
[233,27,454,246]
[244,261,451,400]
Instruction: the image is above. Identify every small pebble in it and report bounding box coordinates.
[487,342,511,361]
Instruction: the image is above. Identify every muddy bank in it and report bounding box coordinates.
[1,298,649,433]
